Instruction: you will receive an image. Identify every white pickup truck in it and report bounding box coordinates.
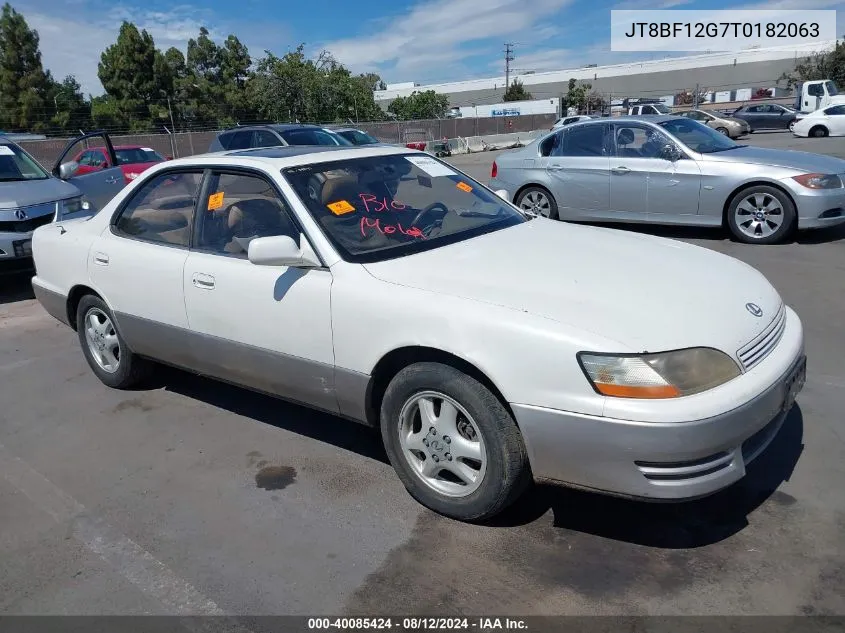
[794,80,845,114]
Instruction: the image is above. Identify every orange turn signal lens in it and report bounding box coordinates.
[593,383,682,399]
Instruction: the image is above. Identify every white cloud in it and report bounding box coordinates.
[319,0,575,83]
[25,3,290,96]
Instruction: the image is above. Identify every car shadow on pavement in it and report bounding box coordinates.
[0,272,35,305]
[157,366,389,464]
[590,221,845,245]
[490,406,805,548]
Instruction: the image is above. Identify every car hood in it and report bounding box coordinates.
[362,220,782,357]
[698,145,845,172]
[0,177,80,210]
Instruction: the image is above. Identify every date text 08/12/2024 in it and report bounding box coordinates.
[307,618,529,631]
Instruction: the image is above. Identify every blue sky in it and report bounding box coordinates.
[20,0,845,96]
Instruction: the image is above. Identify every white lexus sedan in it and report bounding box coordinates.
[31,145,806,521]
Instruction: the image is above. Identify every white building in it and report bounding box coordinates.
[374,40,835,109]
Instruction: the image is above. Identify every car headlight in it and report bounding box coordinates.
[578,348,741,399]
[792,173,843,189]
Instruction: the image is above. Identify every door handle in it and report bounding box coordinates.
[93,252,109,265]
[105,176,119,184]
[612,166,631,174]
[548,164,565,171]
[192,273,215,289]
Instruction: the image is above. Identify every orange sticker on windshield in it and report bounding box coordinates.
[207,191,225,210]
[327,200,355,215]
[456,181,473,193]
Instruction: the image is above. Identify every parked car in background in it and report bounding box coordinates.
[31,144,806,522]
[489,116,845,244]
[0,136,93,272]
[731,103,799,131]
[552,115,592,130]
[333,128,381,145]
[791,105,845,138]
[676,109,751,137]
[71,144,169,184]
[208,124,353,152]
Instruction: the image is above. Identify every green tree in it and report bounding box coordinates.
[248,44,383,124]
[503,79,532,102]
[563,77,591,113]
[387,90,449,120]
[49,75,90,132]
[98,21,160,129]
[782,37,845,89]
[0,3,53,131]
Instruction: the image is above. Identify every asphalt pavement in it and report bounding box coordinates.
[1,131,844,619]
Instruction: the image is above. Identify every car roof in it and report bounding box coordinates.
[162,144,414,170]
[220,123,331,134]
[332,127,366,133]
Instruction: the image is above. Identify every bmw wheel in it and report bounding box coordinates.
[727,185,796,245]
[380,362,531,521]
[515,186,559,220]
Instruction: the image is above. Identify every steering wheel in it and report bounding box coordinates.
[411,202,449,228]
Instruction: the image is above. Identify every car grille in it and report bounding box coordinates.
[0,203,56,233]
[737,303,786,371]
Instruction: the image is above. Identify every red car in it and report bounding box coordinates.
[71,145,169,184]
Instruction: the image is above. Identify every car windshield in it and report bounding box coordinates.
[338,130,380,145]
[658,118,740,153]
[116,148,163,164]
[0,142,49,181]
[653,104,671,114]
[826,81,839,96]
[280,128,353,146]
[283,153,526,263]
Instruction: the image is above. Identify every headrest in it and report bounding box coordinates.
[227,198,283,229]
[617,128,635,145]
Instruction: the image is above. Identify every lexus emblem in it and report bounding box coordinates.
[14,209,27,220]
[745,302,763,317]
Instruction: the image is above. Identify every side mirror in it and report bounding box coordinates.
[494,189,509,201]
[661,144,681,161]
[59,161,79,179]
[247,234,321,268]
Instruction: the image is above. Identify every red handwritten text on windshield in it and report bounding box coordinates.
[360,217,425,239]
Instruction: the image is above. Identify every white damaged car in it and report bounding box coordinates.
[31,145,806,521]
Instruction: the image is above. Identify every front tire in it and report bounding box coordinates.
[76,295,152,389]
[380,362,531,521]
[726,185,796,245]
[515,186,559,220]
[716,127,729,136]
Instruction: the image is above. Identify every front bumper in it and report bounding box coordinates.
[789,184,845,229]
[0,230,34,261]
[512,324,806,501]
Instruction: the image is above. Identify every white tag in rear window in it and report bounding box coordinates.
[0,146,14,156]
[142,147,154,152]
[405,155,457,178]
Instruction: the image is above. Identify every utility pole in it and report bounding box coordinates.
[693,83,700,109]
[504,43,514,90]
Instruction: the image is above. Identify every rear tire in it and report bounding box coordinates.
[726,185,796,245]
[76,295,152,389]
[810,126,828,138]
[380,362,531,522]
[515,186,559,220]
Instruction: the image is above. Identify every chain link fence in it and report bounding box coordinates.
[19,114,558,168]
